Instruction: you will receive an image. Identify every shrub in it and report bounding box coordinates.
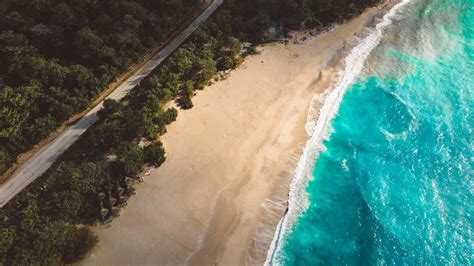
[144,142,166,167]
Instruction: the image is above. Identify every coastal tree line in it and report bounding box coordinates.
[0,0,202,174]
[1,0,379,264]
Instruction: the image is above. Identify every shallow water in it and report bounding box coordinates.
[269,0,473,264]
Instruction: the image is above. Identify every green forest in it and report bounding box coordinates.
[1,0,379,264]
[0,0,202,174]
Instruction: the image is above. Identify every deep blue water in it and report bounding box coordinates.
[270,0,473,264]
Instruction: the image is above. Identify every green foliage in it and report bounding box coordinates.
[110,143,145,177]
[62,227,98,263]
[121,108,157,140]
[0,227,15,262]
[0,148,9,174]
[149,75,173,101]
[144,142,166,167]
[0,0,201,176]
[0,175,100,264]
[62,162,108,195]
[0,84,40,139]
[243,45,258,57]
[74,27,105,62]
[226,37,242,56]
[7,215,96,265]
[178,94,194,109]
[43,191,83,222]
[196,57,217,83]
[159,108,178,126]
[97,99,121,120]
[222,56,236,70]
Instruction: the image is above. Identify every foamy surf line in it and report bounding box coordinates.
[264,1,412,264]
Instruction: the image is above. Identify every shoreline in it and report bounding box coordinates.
[266,0,407,263]
[83,6,388,265]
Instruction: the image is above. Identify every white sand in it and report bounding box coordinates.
[84,9,379,265]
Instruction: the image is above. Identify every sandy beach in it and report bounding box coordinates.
[84,7,383,265]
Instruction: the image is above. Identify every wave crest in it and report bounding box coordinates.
[265,1,413,265]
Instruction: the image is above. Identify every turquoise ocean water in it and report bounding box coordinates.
[268,0,473,264]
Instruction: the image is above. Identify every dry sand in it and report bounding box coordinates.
[84,8,381,265]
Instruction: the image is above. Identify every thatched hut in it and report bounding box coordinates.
[99,202,109,221]
[113,183,125,197]
[110,207,121,217]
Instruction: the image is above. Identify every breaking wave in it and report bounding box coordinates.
[265,1,413,264]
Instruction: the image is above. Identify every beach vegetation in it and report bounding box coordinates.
[221,56,236,70]
[97,99,121,120]
[144,142,166,167]
[117,144,145,176]
[178,94,194,109]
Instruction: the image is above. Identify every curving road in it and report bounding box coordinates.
[0,0,223,207]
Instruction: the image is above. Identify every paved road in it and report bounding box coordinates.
[0,0,223,207]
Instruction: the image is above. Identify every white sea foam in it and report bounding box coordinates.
[265,1,413,264]
[305,42,346,135]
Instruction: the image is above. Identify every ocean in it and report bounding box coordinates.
[267,0,473,264]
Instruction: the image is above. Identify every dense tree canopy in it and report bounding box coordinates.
[0,0,201,175]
